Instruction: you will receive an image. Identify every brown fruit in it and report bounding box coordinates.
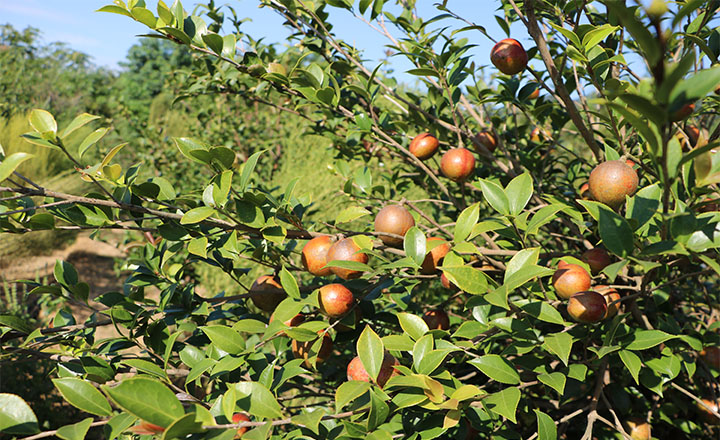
[567,291,608,323]
[579,182,592,200]
[701,346,720,369]
[346,352,399,387]
[374,205,415,246]
[474,131,498,153]
[326,238,369,280]
[441,272,459,291]
[596,285,621,318]
[409,133,439,160]
[302,236,334,276]
[232,413,250,438]
[333,308,362,332]
[269,312,304,336]
[441,148,476,182]
[697,399,720,425]
[490,38,528,75]
[423,309,450,330]
[421,237,451,275]
[581,247,612,275]
[292,332,333,367]
[625,418,651,440]
[588,160,639,208]
[249,275,287,313]
[552,264,592,299]
[670,102,695,122]
[319,284,355,318]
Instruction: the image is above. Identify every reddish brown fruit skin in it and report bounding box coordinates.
[409,133,439,160]
[232,413,250,438]
[588,160,639,208]
[441,272,459,291]
[701,346,720,369]
[528,84,540,99]
[670,102,695,122]
[473,131,498,153]
[490,38,528,75]
[552,264,592,299]
[441,148,476,182]
[581,247,612,275]
[625,418,651,440]
[269,312,304,336]
[292,332,333,367]
[319,284,355,318]
[421,237,451,275]
[301,236,334,276]
[129,422,165,435]
[423,309,450,330]
[249,275,287,313]
[326,238,369,280]
[697,399,720,425]
[374,205,415,246]
[567,291,608,323]
[595,285,621,318]
[346,353,399,387]
[579,182,592,200]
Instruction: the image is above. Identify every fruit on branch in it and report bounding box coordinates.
[421,237,451,274]
[595,285,621,318]
[333,308,362,332]
[292,331,333,367]
[579,182,592,200]
[441,272,459,291]
[552,263,592,299]
[440,148,476,182]
[249,275,287,313]
[625,418,651,440]
[697,398,720,425]
[701,346,720,369]
[528,83,540,99]
[346,352,399,387]
[326,238,369,280]
[588,160,639,208]
[319,283,355,318]
[409,133,439,160]
[374,205,415,246]
[670,102,695,122]
[581,247,612,275]
[302,235,334,276]
[567,291,608,323]
[269,312,304,336]
[423,309,450,330]
[490,38,528,75]
[232,413,250,438]
[473,130,498,153]
[530,127,550,143]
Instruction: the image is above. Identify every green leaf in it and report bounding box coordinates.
[233,382,283,419]
[76,128,110,158]
[505,172,533,216]
[52,378,112,416]
[104,413,137,440]
[54,260,78,286]
[188,236,208,258]
[0,153,34,183]
[60,113,101,138]
[525,204,564,236]
[239,149,266,192]
[597,206,634,257]
[200,326,244,354]
[484,387,520,423]
[357,326,384,382]
[0,314,32,333]
[336,206,371,223]
[161,413,203,440]
[406,68,439,77]
[625,330,676,351]
[404,227,426,267]
[202,33,224,54]
[517,300,565,325]
[537,372,566,396]
[542,332,574,366]
[477,179,510,216]
[96,4,133,17]
[397,312,429,341]
[102,377,183,427]
[454,203,480,243]
[504,247,539,282]
[669,66,720,111]
[181,206,215,225]
[440,266,488,295]
[535,410,557,440]
[469,355,520,385]
[121,359,168,380]
[279,266,300,299]
[29,109,57,135]
[0,394,39,435]
[335,381,371,411]
[57,418,93,440]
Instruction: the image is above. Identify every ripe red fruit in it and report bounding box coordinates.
[440,148,476,182]
[588,160,639,208]
[581,247,612,275]
[697,398,720,425]
[625,418,651,440]
[292,332,333,367]
[423,309,450,330]
[374,205,415,246]
[473,131,498,153]
[232,413,250,438]
[567,291,608,323]
[670,102,695,122]
[421,237,451,275]
[302,236,334,276]
[346,353,399,387]
[326,238,369,280]
[319,284,355,318]
[490,38,528,75]
[441,272,459,291]
[552,264,592,299]
[595,285,621,318]
[249,275,287,313]
[701,346,720,369]
[409,133,439,160]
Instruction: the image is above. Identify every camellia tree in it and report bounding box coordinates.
[2,0,720,439]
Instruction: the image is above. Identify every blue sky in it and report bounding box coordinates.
[0,0,522,75]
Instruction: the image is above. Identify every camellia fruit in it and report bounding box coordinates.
[409,133,439,160]
[374,205,415,246]
[567,291,608,323]
[441,272,459,291]
[346,352,399,387]
[595,285,621,318]
[701,346,720,369]
[421,237,451,275]
[269,312,304,336]
[670,102,695,122]
[490,38,528,75]
[232,413,250,438]
[301,236,334,276]
[473,130,498,153]
[318,283,355,318]
[552,263,592,299]
[625,418,651,440]
[292,331,333,367]
[581,247,612,275]
[588,160,639,208]
[423,309,450,330]
[440,148,476,182]
[579,182,592,200]
[528,83,540,99]
[249,275,287,313]
[697,398,720,425]
[326,238,369,280]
